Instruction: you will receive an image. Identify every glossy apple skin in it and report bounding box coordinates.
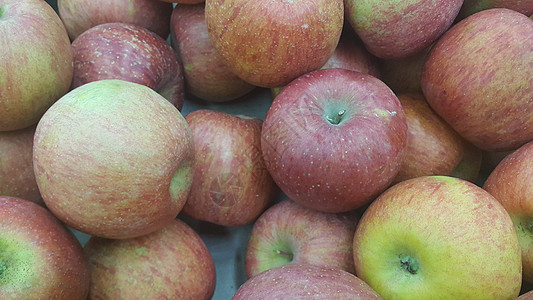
[354,176,522,299]
[483,140,533,283]
[345,0,463,59]
[84,219,216,300]
[233,264,381,300]
[205,0,344,88]
[0,196,90,299]
[58,0,172,40]
[262,68,407,213]
[71,22,184,110]
[0,126,42,204]
[393,93,477,183]
[0,0,72,131]
[33,80,195,239]
[245,200,358,278]
[457,0,533,20]
[170,4,256,102]
[422,8,533,152]
[183,110,275,227]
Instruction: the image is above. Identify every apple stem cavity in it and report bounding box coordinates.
[326,109,346,125]
[275,249,294,261]
[399,254,419,275]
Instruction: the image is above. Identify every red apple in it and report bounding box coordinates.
[0,0,72,131]
[84,218,216,299]
[457,0,533,20]
[170,4,256,102]
[483,140,533,283]
[57,0,173,40]
[33,79,195,239]
[344,0,463,59]
[421,8,533,152]
[393,93,480,183]
[0,126,42,204]
[245,199,358,278]
[71,22,185,110]
[0,196,90,299]
[159,0,203,3]
[354,176,522,299]
[233,264,381,300]
[261,68,407,213]
[205,0,344,88]
[182,109,275,227]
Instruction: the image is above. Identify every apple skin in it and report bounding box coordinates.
[33,79,195,239]
[159,0,203,3]
[421,8,533,152]
[57,0,173,40]
[205,0,344,88]
[84,218,216,299]
[457,0,533,20]
[393,93,481,184]
[353,176,522,299]
[0,126,42,204]
[245,199,358,278]
[261,68,407,213]
[233,264,382,300]
[170,4,256,102]
[0,0,72,131]
[0,196,90,299]
[344,0,463,59]
[182,109,275,227]
[483,140,533,283]
[71,22,185,110]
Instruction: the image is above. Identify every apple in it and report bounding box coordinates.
[158,0,203,3]
[353,175,522,299]
[479,149,514,175]
[344,0,463,59]
[244,199,359,278]
[170,4,256,102]
[379,45,432,95]
[33,79,195,239]
[0,0,72,131]
[261,68,407,213]
[233,264,381,300]
[519,290,533,300]
[0,196,90,299]
[84,218,216,299]
[57,0,173,40]
[393,93,480,184]
[0,126,42,204]
[449,139,483,183]
[205,0,344,88]
[71,22,185,110]
[457,0,533,20]
[421,8,533,152]
[483,140,533,283]
[182,109,275,227]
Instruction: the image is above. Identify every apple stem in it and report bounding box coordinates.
[326,109,346,125]
[399,254,419,275]
[275,249,294,261]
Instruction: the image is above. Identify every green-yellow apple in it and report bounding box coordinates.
[0,196,90,299]
[71,22,185,110]
[483,140,533,283]
[245,199,359,278]
[0,0,72,131]
[84,219,216,299]
[33,79,195,239]
[344,0,463,59]
[170,4,256,102]
[354,176,522,299]
[182,109,275,227]
[205,0,344,88]
[233,264,381,300]
[422,8,533,152]
[261,68,407,213]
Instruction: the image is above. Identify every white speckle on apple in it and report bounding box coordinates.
[301,24,309,29]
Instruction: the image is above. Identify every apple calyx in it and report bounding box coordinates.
[275,249,294,262]
[399,254,419,275]
[325,109,347,125]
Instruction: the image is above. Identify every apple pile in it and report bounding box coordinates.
[0,0,532,299]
